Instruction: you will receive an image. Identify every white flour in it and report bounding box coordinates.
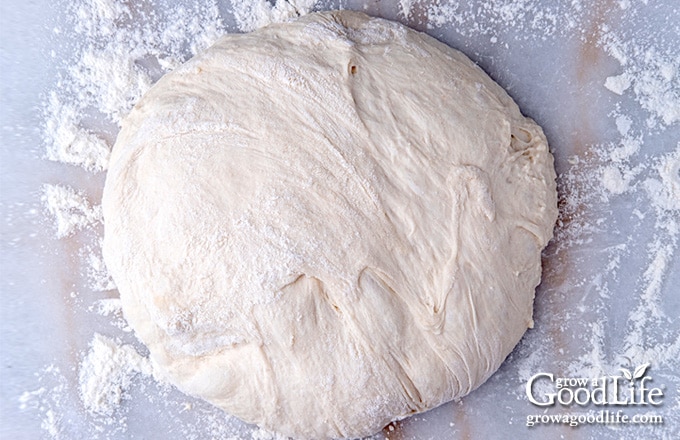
[44,91,111,172]
[602,31,680,127]
[78,333,152,417]
[26,0,680,439]
[43,0,225,171]
[231,0,318,32]
[41,184,102,238]
[424,0,584,40]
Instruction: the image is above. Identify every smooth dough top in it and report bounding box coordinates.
[102,10,558,440]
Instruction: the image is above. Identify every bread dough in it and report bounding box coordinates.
[102,11,557,439]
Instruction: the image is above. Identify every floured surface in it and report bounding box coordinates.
[2,0,679,439]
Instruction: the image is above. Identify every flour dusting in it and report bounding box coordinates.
[41,184,102,238]
[231,0,318,32]
[43,0,225,172]
[18,0,680,438]
[44,91,111,172]
[601,31,680,127]
[79,333,152,417]
[527,2,678,432]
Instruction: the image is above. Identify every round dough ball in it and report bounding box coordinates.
[102,10,557,440]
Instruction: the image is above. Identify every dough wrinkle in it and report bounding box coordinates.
[358,266,447,335]
[388,352,424,408]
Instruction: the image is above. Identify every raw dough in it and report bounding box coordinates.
[102,10,557,440]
